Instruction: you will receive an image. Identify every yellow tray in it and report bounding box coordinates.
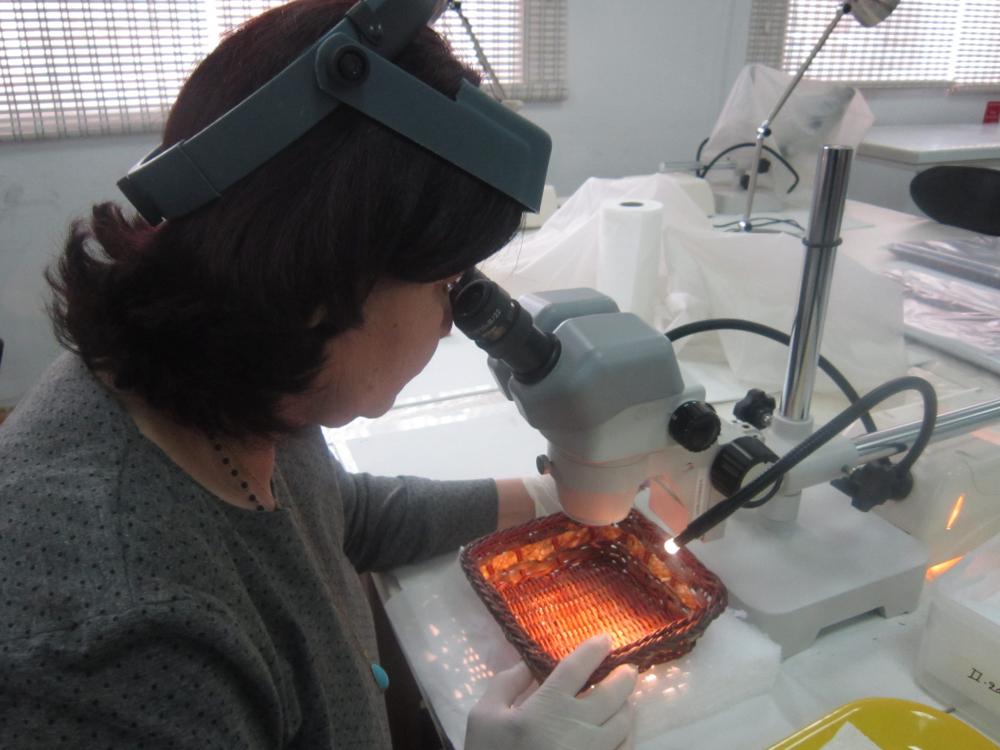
[768,698,999,750]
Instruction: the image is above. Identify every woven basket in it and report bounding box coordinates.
[460,509,727,687]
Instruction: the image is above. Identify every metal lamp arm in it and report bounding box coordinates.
[738,5,847,231]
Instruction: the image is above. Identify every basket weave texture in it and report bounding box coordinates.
[460,509,727,687]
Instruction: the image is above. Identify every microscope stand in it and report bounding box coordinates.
[690,485,928,659]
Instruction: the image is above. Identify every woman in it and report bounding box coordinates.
[0,1,636,748]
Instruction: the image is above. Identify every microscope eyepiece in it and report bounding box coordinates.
[450,269,560,383]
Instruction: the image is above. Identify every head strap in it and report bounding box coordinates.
[118,0,551,225]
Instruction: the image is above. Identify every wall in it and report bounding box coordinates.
[0,135,158,405]
[520,0,752,194]
[1,0,997,402]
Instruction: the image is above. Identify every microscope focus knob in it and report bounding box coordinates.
[668,401,721,452]
[710,436,779,498]
[733,388,777,429]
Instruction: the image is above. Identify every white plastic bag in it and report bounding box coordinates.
[702,64,874,197]
[664,217,907,396]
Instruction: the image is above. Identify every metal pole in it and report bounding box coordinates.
[780,145,853,422]
[739,8,845,232]
[854,399,1000,462]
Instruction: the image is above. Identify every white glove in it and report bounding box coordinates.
[465,634,637,750]
[521,473,562,518]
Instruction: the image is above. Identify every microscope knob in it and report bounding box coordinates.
[668,401,721,452]
[733,388,777,429]
[710,436,779,498]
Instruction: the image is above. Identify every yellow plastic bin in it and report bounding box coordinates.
[768,697,999,749]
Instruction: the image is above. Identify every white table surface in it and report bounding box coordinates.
[325,200,1000,749]
[858,124,1000,166]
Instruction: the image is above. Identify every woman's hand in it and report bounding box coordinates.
[465,634,637,750]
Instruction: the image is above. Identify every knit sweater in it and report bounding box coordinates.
[0,353,498,749]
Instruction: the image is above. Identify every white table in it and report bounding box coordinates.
[326,201,1000,749]
[852,123,1000,216]
[859,124,1000,167]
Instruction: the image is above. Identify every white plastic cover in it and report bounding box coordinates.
[482,173,907,399]
[702,64,874,197]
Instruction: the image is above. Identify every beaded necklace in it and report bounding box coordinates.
[211,439,278,512]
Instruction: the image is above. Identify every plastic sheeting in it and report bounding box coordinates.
[702,64,874,198]
[482,172,908,398]
[884,261,1000,376]
[937,533,1000,626]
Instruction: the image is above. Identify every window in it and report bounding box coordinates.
[0,0,566,142]
[747,0,1000,90]
[436,0,566,102]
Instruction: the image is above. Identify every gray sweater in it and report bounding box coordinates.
[0,353,498,748]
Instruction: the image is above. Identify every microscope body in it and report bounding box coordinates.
[487,288,731,528]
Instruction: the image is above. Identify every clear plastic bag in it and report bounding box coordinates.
[883,262,1000,374]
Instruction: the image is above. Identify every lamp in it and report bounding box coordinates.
[738,0,899,232]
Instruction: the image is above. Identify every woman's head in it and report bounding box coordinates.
[281,274,460,428]
[48,0,524,437]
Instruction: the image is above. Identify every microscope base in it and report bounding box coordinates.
[690,485,928,659]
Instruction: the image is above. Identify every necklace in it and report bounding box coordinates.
[345,627,390,691]
[210,438,279,512]
[340,620,391,692]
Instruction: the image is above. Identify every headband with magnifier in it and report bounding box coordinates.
[117,0,552,226]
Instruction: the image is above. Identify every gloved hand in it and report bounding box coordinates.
[465,634,637,750]
[521,473,562,518]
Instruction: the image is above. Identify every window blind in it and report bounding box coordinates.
[1,2,210,141]
[436,0,566,101]
[0,0,566,142]
[214,1,282,38]
[747,0,1000,90]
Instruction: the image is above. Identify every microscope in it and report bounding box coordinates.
[451,146,1000,656]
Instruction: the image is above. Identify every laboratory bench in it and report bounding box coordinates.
[852,123,1000,216]
[324,200,1000,750]
[859,124,1000,167]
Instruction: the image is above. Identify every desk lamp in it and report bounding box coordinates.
[739,0,898,232]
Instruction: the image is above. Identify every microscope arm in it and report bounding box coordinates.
[764,398,1000,497]
[852,399,1000,463]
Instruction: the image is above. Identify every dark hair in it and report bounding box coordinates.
[47,0,524,438]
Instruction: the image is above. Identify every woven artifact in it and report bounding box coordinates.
[460,509,727,687]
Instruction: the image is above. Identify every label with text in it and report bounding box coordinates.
[921,604,999,710]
